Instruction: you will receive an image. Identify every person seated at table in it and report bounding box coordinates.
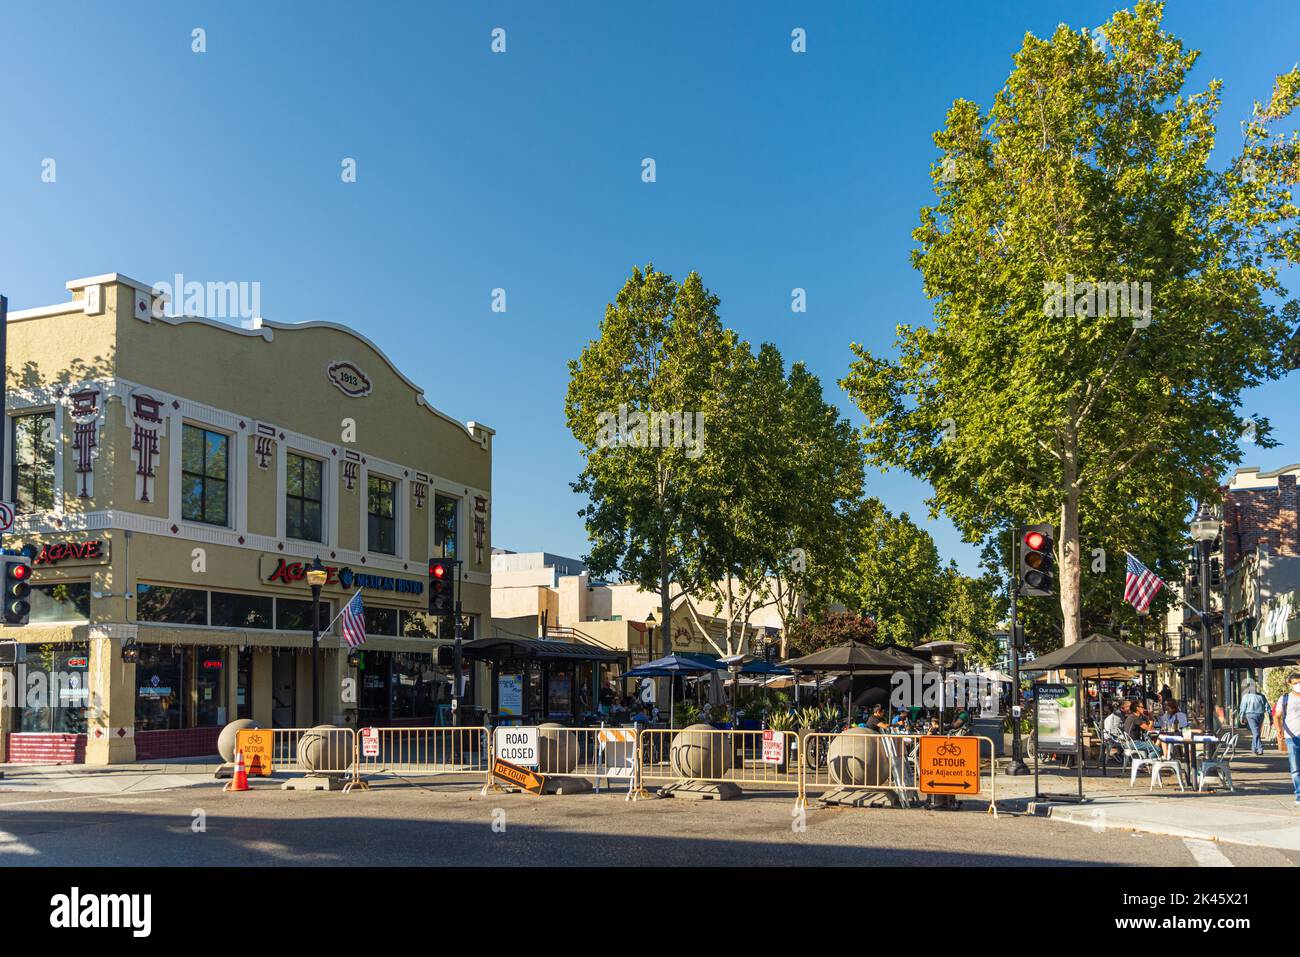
[926,715,941,735]
[948,707,971,733]
[1101,704,1125,760]
[864,704,888,733]
[1123,701,1160,757]
[1156,698,1189,757]
[890,709,908,731]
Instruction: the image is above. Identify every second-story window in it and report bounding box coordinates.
[286,453,323,542]
[367,474,397,555]
[434,493,458,560]
[181,424,229,526]
[12,412,56,512]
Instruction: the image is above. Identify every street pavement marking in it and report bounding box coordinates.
[0,830,38,856]
[1184,838,1234,867]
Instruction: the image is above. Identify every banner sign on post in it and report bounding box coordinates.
[235,728,273,776]
[917,735,981,795]
[493,726,539,768]
[1035,683,1077,752]
[597,727,637,779]
[761,729,784,765]
[492,757,545,795]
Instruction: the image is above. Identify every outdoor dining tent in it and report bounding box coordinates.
[1020,634,1170,801]
[1170,641,1272,668]
[783,641,906,720]
[1263,639,1300,664]
[622,654,723,728]
[1171,642,1274,726]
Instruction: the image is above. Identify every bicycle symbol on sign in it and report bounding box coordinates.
[934,741,964,757]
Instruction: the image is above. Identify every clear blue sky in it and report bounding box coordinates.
[2,1,1297,574]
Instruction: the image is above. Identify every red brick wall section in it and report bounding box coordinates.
[134,726,223,761]
[1224,480,1300,572]
[5,733,87,765]
[1279,475,1299,557]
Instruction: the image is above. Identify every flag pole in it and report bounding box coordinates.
[1125,552,1202,616]
[322,588,365,634]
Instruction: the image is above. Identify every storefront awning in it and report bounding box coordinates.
[459,636,625,663]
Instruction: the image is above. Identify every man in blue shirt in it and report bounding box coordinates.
[1239,680,1270,755]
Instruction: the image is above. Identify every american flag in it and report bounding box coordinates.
[340,591,367,648]
[1124,553,1164,614]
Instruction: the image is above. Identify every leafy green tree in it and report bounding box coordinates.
[785,611,877,657]
[566,265,734,653]
[842,3,1299,647]
[567,267,863,657]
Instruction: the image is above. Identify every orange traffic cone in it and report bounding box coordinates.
[225,750,249,792]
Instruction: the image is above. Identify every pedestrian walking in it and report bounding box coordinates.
[1239,680,1270,755]
[1273,673,1300,806]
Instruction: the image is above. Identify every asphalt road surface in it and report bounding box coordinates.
[1,778,1296,867]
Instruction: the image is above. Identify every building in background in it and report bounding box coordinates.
[490,550,785,665]
[0,273,493,764]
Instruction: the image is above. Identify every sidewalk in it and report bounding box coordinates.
[0,756,221,795]
[997,749,1300,852]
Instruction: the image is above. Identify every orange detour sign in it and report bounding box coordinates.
[492,757,546,795]
[235,728,273,777]
[917,736,980,795]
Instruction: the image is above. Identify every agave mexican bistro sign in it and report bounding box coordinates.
[326,360,372,397]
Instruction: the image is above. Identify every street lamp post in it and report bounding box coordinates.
[1190,506,1222,733]
[306,556,328,726]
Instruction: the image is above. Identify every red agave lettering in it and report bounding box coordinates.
[268,558,294,583]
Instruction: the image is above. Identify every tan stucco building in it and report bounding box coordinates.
[0,273,492,764]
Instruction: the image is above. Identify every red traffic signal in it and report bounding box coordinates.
[429,561,447,579]
[1017,524,1055,597]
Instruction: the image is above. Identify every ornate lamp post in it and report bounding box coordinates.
[306,556,328,725]
[1190,505,1222,731]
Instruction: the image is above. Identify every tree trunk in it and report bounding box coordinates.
[658,536,672,658]
[1059,452,1083,646]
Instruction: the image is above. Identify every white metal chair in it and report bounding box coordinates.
[1197,733,1239,792]
[1118,735,1165,787]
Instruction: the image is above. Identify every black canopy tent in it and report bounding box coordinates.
[783,641,906,721]
[1170,642,1273,727]
[1263,638,1300,664]
[1021,634,1170,801]
[459,636,626,725]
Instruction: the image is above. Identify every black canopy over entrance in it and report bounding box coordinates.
[460,636,626,726]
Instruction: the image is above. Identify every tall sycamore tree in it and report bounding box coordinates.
[568,265,863,656]
[842,3,1299,646]
[566,266,732,653]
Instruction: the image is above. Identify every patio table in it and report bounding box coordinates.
[1154,733,1218,785]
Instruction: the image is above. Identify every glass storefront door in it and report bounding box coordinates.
[19,642,89,733]
[137,647,185,731]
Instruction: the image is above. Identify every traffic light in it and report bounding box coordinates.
[428,560,453,618]
[1017,524,1055,597]
[1,556,32,626]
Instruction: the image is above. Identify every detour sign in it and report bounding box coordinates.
[917,735,980,795]
[235,728,274,777]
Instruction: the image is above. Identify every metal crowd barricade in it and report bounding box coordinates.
[635,727,801,798]
[356,726,490,787]
[796,731,920,809]
[483,725,643,798]
[973,735,1000,817]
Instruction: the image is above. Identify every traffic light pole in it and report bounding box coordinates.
[1008,525,1030,775]
[452,559,463,728]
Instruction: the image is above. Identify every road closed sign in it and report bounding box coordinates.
[917,735,980,795]
[494,726,539,768]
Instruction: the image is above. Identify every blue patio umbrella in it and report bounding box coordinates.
[623,655,723,728]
